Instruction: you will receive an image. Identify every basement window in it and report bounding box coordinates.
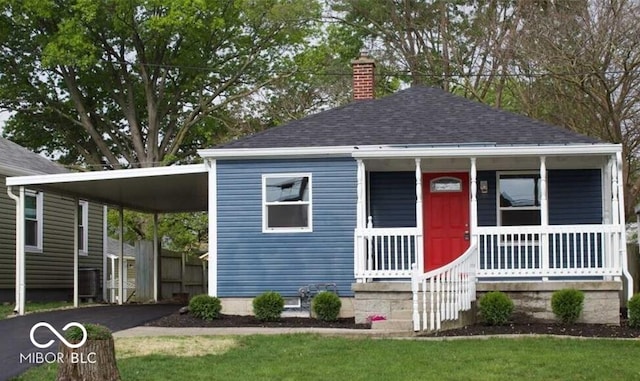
[262,174,312,233]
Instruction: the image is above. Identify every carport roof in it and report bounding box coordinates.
[5,164,208,213]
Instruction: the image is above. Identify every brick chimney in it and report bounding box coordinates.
[351,51,375,101]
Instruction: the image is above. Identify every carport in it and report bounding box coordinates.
[6,163,210,315]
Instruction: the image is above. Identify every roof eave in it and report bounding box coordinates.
[198,143,621,160]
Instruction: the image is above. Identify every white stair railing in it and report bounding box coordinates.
[411,244,478,332]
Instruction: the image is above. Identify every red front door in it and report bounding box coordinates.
[423,172,470,271]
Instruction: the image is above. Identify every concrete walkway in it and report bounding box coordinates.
[113,326,410,338]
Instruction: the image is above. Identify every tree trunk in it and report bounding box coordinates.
[56,339,121,381]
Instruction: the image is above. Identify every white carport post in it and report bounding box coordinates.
[7,186,25,315]
[73,197,79,307]
[102,206,108,302]
[118,206,124,305]
[153,213,159,302]
[207,159,217,296]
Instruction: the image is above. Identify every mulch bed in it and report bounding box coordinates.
[146,312,371,329]
[146,309,640,338]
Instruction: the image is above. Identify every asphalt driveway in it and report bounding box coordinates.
[0,304,178,380]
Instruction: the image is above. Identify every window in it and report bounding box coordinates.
[263,174,312,232]
[498,173,541,226]
[24,190,43,252]
[78,201,89,255]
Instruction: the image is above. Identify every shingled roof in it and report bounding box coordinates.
[0,137,67,175]
[220,86,600,149]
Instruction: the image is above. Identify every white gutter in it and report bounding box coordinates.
[7,186,25,315]
[352,143,622,159]
[198,146,355,159]
[197,143,621,160]
[6,163,207,187]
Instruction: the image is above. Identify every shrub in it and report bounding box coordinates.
[628,293,640,328]
[312,291,342,322]
[551,289,584,324]
[253,291,285,321]
[189,294,222,320]
[479,291,514,325]
[65,323,112,342]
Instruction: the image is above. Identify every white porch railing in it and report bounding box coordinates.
[354,226,421,279]
[475,224,623,278]
[411,244,477,332]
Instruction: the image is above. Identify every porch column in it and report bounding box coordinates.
[470,158,478,245]
[611,155,619,276]
[415,158,424,273]
[540,156,549,280]
[73,197,79,308]
[619,152,633,300]
[355,159,367,282]
[207,159,218,296]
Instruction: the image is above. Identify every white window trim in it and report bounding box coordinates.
[262,173,313,233]
[24,190,43,253]
[496,171,542,226]
[78,200,89,256]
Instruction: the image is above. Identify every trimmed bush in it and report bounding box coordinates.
[253,291,285,321]
[312,291,342,322]
[189,294,222,320]
[551,289,584,324]
[628,293,640,328]
[479,291,514,325]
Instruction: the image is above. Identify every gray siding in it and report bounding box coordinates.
[217,158,357,297]
[0,174,103,298]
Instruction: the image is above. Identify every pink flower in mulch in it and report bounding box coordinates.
[366,314,387,323]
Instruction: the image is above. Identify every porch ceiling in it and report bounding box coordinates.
[5,164,208,213]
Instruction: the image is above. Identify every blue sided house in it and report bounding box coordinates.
[198,55,631,330]
[7,54,631,331]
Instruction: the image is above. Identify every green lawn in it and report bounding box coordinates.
[1,301,76,319]
[12,334,640,381]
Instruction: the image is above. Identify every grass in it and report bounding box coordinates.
[0,301,77,319]
[12,334,640,381]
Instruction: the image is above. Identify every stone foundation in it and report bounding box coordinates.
[477,281,622,325]
[352,280,622,326]
[219,297,355,318]
[351,283,413,324]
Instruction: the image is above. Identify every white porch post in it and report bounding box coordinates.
[355,159,367,282]
[73,197,79,308]
[207,159,218,296]
[415,158,424,273]
[153,213,159,302]
[118,206,124,305]
[611,155,620,277]
[616,152,632,298]
[7,186,26,315]
[470,158,478,245]
[540,156,549,280]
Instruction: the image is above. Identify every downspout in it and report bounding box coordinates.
[7,186,25,315]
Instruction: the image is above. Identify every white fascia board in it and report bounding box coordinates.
[351,144,622,159]
[6,163,207,187]
[197,146,355,159]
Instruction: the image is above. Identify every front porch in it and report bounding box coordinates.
[351,147,630,331]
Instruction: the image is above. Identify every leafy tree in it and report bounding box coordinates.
[0,0,321,168]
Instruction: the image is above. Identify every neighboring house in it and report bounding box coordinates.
[0,137,104,303]
[197,54,631,329]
